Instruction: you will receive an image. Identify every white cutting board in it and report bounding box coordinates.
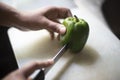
[8,0,120,80]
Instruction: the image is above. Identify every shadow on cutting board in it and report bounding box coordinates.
[53,45,100,80]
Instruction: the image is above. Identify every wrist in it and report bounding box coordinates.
[14,11,31,30]
[0,2,19,27]
[7,9,29,30]
[0,2,25,29]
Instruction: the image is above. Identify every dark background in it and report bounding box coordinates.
[102,0,120,39]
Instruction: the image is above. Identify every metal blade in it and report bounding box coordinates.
[44,44,68,74]
[33,44,68,80]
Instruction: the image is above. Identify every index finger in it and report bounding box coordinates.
[57,7,73,18]
[44,6,72,19]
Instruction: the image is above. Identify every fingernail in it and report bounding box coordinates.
[60,26,66,34]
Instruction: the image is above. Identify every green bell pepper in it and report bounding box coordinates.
[60,15,89,53]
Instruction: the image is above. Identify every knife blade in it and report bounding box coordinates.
[33,44,68,80]
[44,44,68,74]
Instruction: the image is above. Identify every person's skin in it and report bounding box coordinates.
[0,2,72,80]
[2,60,54,80]
[0,2,72,39]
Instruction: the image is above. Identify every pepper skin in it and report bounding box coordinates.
[60,15,89,53]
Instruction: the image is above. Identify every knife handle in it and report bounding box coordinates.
[33,69,45,80]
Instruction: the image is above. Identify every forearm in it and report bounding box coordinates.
[0,2,21,27]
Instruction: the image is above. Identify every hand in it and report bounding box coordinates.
[2,60,54,80]
[17,6,72,39]
[0,2,72,39]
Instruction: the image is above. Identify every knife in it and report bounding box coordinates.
[33,44,68,80]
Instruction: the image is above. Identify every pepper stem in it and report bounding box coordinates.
[74,15,79,22]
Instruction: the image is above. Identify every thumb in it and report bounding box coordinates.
[44,19,66,34]
[20,59,54,78]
